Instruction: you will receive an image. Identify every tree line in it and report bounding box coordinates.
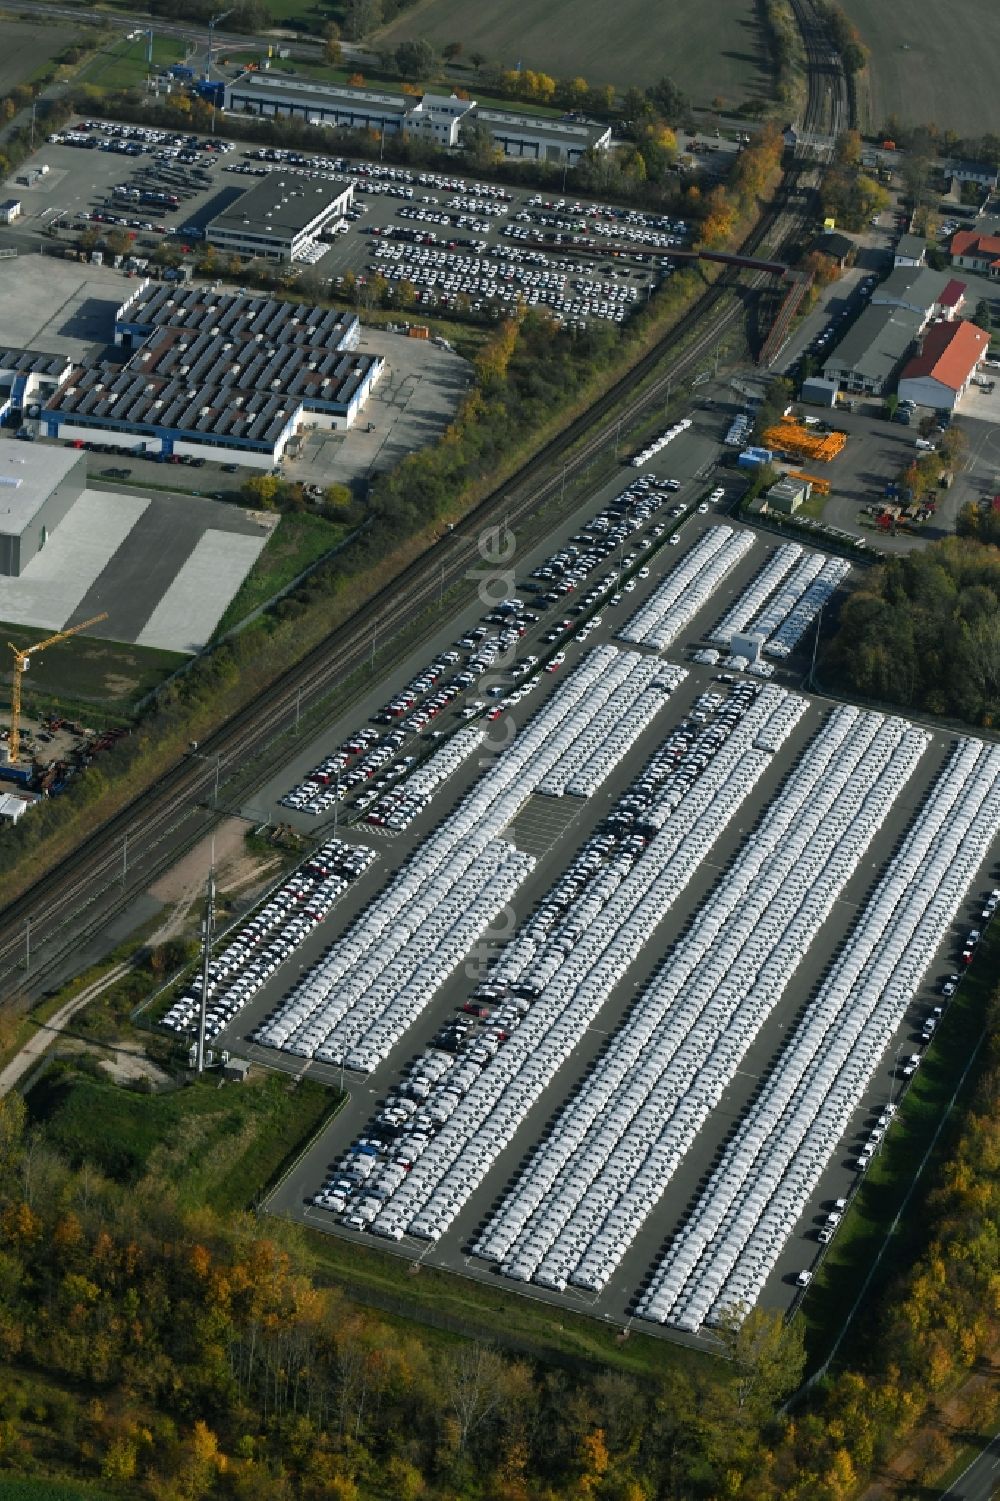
[825,534,1000,723]
[2,974,1000,1496]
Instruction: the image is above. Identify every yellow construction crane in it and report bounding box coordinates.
[5,613,109,766]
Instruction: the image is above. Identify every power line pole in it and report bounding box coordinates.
[808,604,823,691]
[195,866,216,1075]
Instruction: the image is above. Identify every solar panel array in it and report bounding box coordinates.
[46,288,381,447]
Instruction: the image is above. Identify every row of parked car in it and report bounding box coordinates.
[643,734,1000,1331]
[160,840,374,1042]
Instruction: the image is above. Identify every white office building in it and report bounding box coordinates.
[223,75,613,166]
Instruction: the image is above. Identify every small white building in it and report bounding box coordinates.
[893,233,925,268]
[0,792,29,822]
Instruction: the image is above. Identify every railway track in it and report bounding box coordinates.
[0,15,847,1006]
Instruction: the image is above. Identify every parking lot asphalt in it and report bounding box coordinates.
[186,411,1000,1343]
[12,122,677,335]
[807,405,973,550]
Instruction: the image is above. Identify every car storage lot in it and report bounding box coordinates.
[189,433,1000,1341]
[11,121,678,327]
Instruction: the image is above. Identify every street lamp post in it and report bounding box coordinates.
[206,9,233,79]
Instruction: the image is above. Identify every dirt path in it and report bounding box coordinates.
[0,819,282,1098]
[0,962,132,1098]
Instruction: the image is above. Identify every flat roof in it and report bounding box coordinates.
[49,287,379,448]
[207,175,352,243]
[478,108,610,145]
[0,442,81,537]
[228,74,411,117]
[0,347,72,379]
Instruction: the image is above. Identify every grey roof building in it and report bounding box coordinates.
[41,283,383,467]
[223,75,612,165]
[893,232,926,267]
[945,158,999,188]
[822,303,923,394]
[0,443,85,577]
[871,266,951,319]
[206,174,354,262]
[476,109,612,164]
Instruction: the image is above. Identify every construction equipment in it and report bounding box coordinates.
[762,418,847,463]
[5,613,108,765]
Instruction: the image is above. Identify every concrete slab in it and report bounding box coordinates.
[58,486,272,649]
[136,528,267,652]
[0,487,148,630]
[0,256,127,362]
[281,327,472,490]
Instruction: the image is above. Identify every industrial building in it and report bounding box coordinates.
[222,75,613,165]
[766,477,809,514]
[42,284,383,467]
[896,320,989,412]
[800,376,840,407]
[0,792,29,823]
[205,174,354,262]
[0,444,86,577]
[0,348,72,427]
[822,304,924,395]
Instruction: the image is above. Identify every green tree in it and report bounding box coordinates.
[395,37,437,79]
[343,0,381,42]
[241,473,281,508]
[645,74,688,123]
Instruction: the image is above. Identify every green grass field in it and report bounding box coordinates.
[1,623,183,714]
[841,0,1000,136]
[213,511,348,637]
[376,0,771,103]
[74,32,190,92]
[25,1064,339,1212]
[0,22,80,97]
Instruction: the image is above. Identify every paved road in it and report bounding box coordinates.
[940,1433,1000,1501]
[7,0,372,66]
